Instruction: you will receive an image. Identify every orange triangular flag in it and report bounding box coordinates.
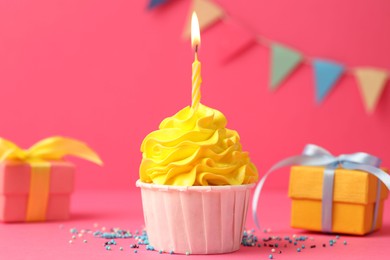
[183,0,224,39]
[354,68,388,113]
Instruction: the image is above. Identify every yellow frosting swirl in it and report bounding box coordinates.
[139,104,258,186]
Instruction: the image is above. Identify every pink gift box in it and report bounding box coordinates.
[0,161,75,222]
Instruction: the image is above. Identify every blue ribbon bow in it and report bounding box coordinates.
[252,144,390,232]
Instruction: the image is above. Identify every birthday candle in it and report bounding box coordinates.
[191,12,202,110]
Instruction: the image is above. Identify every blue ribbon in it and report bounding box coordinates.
[252,144,390,232]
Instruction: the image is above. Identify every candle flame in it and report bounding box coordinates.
[191,12,201,49]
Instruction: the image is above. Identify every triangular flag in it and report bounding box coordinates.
[313,59,344,102]
[270,43,302,90]
[354,68,388,113]
[183,0,224,39]
[147,0,168,9]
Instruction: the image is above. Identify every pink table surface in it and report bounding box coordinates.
[1,189,389,260]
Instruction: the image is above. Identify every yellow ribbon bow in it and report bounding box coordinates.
[0,136,103,221]
[0,136,103,165]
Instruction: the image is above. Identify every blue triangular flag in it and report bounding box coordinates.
[313,59,344,102]
[148,0,168,9]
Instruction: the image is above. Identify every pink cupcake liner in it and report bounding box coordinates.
[136,180,254,254]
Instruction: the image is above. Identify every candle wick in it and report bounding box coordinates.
[195,45,199,60]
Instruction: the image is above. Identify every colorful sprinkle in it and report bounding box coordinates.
[70,228,78,234]
[64,225,353,256]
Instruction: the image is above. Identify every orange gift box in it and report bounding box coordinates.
[288,166,388,235]
[0,161,75,222]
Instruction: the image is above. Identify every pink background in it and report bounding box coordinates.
[0,0,389,192]
[1,1,390,259]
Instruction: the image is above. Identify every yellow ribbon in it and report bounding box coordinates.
[0,136,103,221]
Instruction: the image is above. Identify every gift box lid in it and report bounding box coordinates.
[0,161,75,195]
[288,166,388,204]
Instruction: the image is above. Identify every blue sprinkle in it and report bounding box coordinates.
[297,248,301,252]
[134,250,138,253]
[336,235,340,239]
[269,254,273,259]
[302,245,305,249]
[105,245,111,251]
[294,242,297,246]
[159,250,163,254]
[275,243,279,248]
[169,250,174,254]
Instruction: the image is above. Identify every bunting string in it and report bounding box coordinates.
[148,0,389,114]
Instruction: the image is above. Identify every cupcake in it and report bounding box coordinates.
[136,12,258,254]
[137,104,258,254]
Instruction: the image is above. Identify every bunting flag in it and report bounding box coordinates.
[354,68,388,113]
[183,0,224,39]
[175,0,390,114]
[147,0,169,9]
[270,44,302,91]
[313,60,345,103]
